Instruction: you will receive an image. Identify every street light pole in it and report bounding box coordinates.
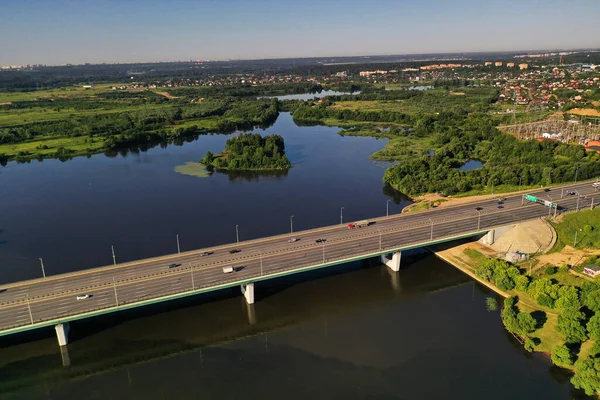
[190,263,195,290]
[340,207,344,225]
[236,225,240,244]
[111,245,116,266]
[290,215,294,234]
[259,252,263,276]
[26,295,33,324]
[376,228,382,250]
[576,195,580,212]
[176,234,181,254]
[113,277,119,306]
[386,200,390,217]
[477,211,481,230]
[39,258,46,278]
[322,241,325,263]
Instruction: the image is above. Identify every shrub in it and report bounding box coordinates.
[545,266,557,275]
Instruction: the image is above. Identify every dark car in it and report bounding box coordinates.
[315,238,327,243]
[544,188,550,192]
[497,201,504,205]
[168,263,179,268]
[475,207,483,211]
[497,205,504,209]
[229,249,241,254]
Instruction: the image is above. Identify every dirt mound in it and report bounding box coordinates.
[489,219,555,254]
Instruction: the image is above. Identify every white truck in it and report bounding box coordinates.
[347,220,370,229]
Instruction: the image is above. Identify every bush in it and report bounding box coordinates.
[584,225,594,234]
[537,293,555,308]
[552,345,574,367]
[486,297,498,312]
[545,266,557,275]
[515,275,530,291]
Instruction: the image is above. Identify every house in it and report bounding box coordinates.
[584,265,600,277]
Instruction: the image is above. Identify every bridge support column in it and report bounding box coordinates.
[381,252,401,272]
[60,345,71,367]
[241,283,255,305]
[483,230,496,245]
[55,322,70,347]
[246,304,257,325]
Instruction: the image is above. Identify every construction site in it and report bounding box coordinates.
[498,112,600,148]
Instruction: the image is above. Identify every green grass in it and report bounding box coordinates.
[0,103,172,127]
[451,184,540,198]
[171,117,220,130]
[462,248,488,267]
[0,84,124,103]
[551,208,600,251]
[0,135,106,158]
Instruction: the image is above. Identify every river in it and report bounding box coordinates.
[0,112,579,398]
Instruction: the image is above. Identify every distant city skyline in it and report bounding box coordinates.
[2,0,600,65]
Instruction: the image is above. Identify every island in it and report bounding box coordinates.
[200,133,292,171]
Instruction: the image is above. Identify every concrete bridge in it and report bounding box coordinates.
[0,181,598,349]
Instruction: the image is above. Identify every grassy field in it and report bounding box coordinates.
[0,84,124,103]
[551,208,600,251]
[0,135,106,158]
[451,184,540,198]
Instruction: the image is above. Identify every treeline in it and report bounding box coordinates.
[201,133,291,170]
[163,83,326,99]
[382,113,600,195]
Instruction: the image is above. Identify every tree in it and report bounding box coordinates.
[517,312,537,334]
[557,308,588,343]
[486,297,498,312]
[572,356,600,396]
[555,286,581,310]
[588,314,600,341]
[585,290,600,312]
[515,275,530,291]
[551,345,574,367]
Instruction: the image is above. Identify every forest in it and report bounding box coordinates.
[200,133,291,171]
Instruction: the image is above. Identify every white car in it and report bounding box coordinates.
[76,294,91,300]
[288,238,298,243]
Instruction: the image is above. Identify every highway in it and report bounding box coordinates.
[0,181,598,335]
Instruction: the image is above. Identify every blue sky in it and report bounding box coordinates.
[2,0,600,65]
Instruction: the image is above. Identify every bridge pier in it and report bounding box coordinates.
[241,283,255,305]
[246,303,257,325]
[480,225,515,246]
[60,345,71,367]
[381,252,402,272]
[55,322,70,347]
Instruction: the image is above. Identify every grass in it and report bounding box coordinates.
[551,208,600,251]
[407,199,448,212]
[451,184,540,198]
[174,162,212,178]
[171,117,220,130]
[462,248,488,267]
[0,84,124,103]
[0,135,106,158]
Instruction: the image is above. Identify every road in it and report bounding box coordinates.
[0,182,598,334]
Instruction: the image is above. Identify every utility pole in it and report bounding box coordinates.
[39,258,46,278]
[236,225,240,244]
[190,263,195,290]
[111,245,116,266]
[176,234,181,254]
[340,207,344,225]
[290,215,294,234]
[386,200,390,217]
[113,278,119,306]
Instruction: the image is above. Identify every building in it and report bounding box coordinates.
[485,62,493,66]
[519,63,529,70]
[584,265,600,277]
[495,62,503,67]
[506,62,515,68]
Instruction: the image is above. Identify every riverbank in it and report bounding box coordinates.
[430,212,600,395]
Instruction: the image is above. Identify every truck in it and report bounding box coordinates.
[348,220,370,229]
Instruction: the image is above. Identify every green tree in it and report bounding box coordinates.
[486,297,498,312]
[551,345,574,367]
[585,290,600,313]
[588,314,600,341]
[557,308,588,343]
[572,355,600,396]
[515,275,530,291]
[517,312,537,334]
[555,286,581,310]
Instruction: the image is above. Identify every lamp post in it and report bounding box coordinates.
[476,210,481,231]
[236,225,240,244]
[176,234,181,254]
[259,252,263,276]
[322,241,325,263]
[576,193,580,212]
[113,277,119,306]
[39,258,46,278]
[26,295,33,324]
[290,215,294,234]
[190,263,195,290]
[340,207,344,225]
[386,200,390,217]
[575,166,580,183]
[111,245,116,266]
[376,228,382,250]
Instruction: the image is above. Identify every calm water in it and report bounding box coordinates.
[458,159,484,171]
[267,90,358,101]
[0,113,408,284]
[0,255,575,399]
[0,113,578,398]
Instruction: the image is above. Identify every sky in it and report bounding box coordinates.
[2,0,600,65]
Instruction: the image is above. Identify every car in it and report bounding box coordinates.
[76,294,91,300]
[315,238,326,243]
[229,249,241,254]
[475,207,483,211]
[168,263,179,268]
[499,197,506,201]
[567,191,575,196]
[288,238,298,243]
[544,188,550,192]
[200,251,213,256]
[497,205,504,209]
[497,201,504,205]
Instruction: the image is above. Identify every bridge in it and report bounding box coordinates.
[0,181,598,348]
